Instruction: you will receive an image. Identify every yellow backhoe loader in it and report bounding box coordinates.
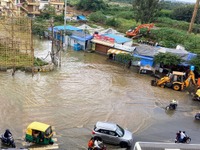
[151,70,196,91]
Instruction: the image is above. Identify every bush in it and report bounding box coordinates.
[106,18,120,27]
[149,27,200,53]
[158,9,172,18]
[115,11,134,20]
[34,58,48,66]
[89,11,107,24]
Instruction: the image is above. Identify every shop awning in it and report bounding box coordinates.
[107,49,130,55]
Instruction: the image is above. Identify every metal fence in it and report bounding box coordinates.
[0,16,34,68]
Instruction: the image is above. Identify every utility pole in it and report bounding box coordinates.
[50,18,55,64]
[64,0,67,50]
[188,0,200,34]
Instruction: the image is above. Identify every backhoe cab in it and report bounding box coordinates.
[126,23,154,38]
[151,71,196,91]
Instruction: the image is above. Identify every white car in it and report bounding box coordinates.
[92,121,134,148]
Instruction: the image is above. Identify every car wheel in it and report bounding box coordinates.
[120,142,128,148]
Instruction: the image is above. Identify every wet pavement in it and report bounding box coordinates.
[0,37,200,149]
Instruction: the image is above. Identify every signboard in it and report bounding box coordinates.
[93,34,115,44]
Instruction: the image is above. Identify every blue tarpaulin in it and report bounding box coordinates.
[48,25,82,32]
[70,34,93,42]
[134,54,154,67]
[77,15,87,21]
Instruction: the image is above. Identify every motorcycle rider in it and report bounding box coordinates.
[3,129,12,139]
[180,131,186,142]
[88,137,94,150]
[93,139,104,150]
[1,129,15,148]
[169,99,178,109]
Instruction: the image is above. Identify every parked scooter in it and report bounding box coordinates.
[0,129,16,148]
[166,100,178,110]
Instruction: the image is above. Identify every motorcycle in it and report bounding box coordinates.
[175,132,191,144]
[93,145,107,150]
[0,129,16,148]
[165,100,178,110]
[195,113,200,120]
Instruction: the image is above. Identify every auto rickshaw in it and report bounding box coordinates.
[25,121,54,145]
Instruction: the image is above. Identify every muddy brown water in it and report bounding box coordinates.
[0,37,200,150]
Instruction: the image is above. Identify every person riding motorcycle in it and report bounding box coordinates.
[88,137,94,150]
[175,131,189,143]
[169,99,178,110]
[4,129,12,138]
[0,129,16,148]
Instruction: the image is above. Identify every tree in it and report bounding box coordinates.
[76,0,108,11]
[132,0,160,23]
[40,5,56,19]
[171,4,200,24]
[154,52,182,68]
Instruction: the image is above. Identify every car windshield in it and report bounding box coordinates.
[116,125,124,137]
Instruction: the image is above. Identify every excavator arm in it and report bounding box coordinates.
[184,71,196,87]
[126,23,154,37]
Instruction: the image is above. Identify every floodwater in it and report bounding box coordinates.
[0,37,200,150]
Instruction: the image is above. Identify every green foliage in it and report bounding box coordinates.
[110,0,132,4]
[115,54,139,64]
[149,27,200,53]
[158,9,172,18]
[159,1,189,10]
[54,15,64,23]
[32,20,48,36]
[190,55,200,73]
[156,17,200,34]
[154,52,182,66]
[34,57,48,66]
[76,0,108,11]
[150,28,186,48]
[172,5,200,24]
[89,11,107,23]
[105,18,120,27]
[39,5,56,19]
[115,11,134,20]
[132,0,160,23]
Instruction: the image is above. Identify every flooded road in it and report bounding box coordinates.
[0,37,200,149]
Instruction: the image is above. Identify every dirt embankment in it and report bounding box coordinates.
[66,6,91,16]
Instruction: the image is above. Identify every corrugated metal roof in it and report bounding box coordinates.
[107,49,130,55]
[103,34,131,44]
[91,39,114,47]
[48,25,82,32]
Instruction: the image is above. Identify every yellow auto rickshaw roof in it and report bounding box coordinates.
[27,121,51,132]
